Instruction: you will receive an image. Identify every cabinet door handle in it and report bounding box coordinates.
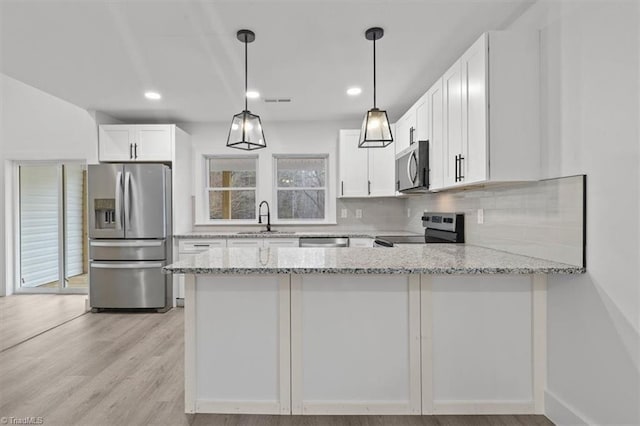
[134,143,138,159]
[409,127,415,145]
[396,180,400,191]
[368,180,371,195]
[341,180,344,196]
[129,143,133,160]
[458,155,465,181]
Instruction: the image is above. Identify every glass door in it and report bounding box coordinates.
[17,162,88,294]
[63,163,88,291]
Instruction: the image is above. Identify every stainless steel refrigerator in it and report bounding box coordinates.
[88,164,172,311]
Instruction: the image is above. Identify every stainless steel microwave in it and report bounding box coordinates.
[396,140,429,192]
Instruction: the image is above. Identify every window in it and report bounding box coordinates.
[275,156,328,220]
[206,157,257,220]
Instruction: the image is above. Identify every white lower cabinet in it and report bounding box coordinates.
[263,238,299,248]
[188,273,545,415]
[349,238,374,248]
[227,239,263,248]
[178,239,226,253]
[290,275,421,415]
[191,275,291,414]
[177,239,226,301]
[227,238,300,248]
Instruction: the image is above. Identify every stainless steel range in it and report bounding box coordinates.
[374,212,464,247]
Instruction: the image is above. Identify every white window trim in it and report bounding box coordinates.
[272,154,331,224]
[199,154,259,225]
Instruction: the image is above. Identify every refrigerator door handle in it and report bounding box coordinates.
[91,262,163,269]
[90,240,164,248]
[124,171,131,231]
[114,171,123,230]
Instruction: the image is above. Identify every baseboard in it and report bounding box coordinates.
[195,400,283,414]
[432,400,534,415]
[301,401,413,415]
[545,390,590,426]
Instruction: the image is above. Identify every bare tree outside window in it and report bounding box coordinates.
[276,157,327,220]
[207,157,257,220]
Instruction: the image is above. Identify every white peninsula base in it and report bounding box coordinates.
[183,273,547,416]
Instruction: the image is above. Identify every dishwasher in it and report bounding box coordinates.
[298,237,349,248]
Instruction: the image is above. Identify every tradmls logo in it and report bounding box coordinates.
[0,417,44,425]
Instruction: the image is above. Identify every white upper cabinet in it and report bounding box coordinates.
[338,129,395,198]
[395,107,417,155]
[99,124,173,162]
[338,130,369,197]
[136,125,173,161]
[425,79,445,191]
[368,142,396,196]
[442,32,540,187]
[461,34,488,184]
[443,59,464,187]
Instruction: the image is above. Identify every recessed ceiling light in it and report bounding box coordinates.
[144,91,162,100]
[347,87,362,96]
[246,91,260,99]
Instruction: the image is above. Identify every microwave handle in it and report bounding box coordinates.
[407,151,418,184]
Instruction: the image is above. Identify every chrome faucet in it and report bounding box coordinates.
[258,201,271,232]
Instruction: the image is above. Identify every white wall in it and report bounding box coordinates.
[180,121,407,232]
[0,73,101,295]
[507,2,640,424]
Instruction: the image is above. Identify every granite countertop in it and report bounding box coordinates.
[163,244,584,275]
[173,231,420,239]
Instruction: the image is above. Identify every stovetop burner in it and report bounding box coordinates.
[374,213,464,247]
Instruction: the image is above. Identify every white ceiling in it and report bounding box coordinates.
[0,0,534,124]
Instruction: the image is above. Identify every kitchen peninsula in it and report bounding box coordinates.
[164,244,582,416]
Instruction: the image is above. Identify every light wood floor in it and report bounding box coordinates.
[38,273,89,289]
[0,294,88,351]
[0,305,554,426]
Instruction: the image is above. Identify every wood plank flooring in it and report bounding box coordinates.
[0,300,554,426]
[0,294,88,351]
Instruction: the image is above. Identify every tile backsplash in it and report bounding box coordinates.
[404,176,585,266]
[191,175,586,267]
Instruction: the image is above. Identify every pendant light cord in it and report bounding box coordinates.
[244,38,248,112]
[372,35,377,109]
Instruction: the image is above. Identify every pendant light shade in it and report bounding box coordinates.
[227,29,267,150]
[359,27,393,148]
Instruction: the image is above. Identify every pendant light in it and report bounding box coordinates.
[227,29,267,150]
[358,27,393,148]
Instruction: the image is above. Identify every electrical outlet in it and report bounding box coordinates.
[341,208,348,219]
[407,207,411,218]
[355,209,363,219]
[477,208,484,224]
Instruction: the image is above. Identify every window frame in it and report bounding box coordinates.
[203,154,259,224]
[273,154,330,223]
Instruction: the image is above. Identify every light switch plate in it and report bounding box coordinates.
[407,208,411,218]
[477,208,484,224]
[355,209,363,219]
[341,208,348,218]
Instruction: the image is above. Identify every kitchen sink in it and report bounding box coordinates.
[236,230,294,235]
